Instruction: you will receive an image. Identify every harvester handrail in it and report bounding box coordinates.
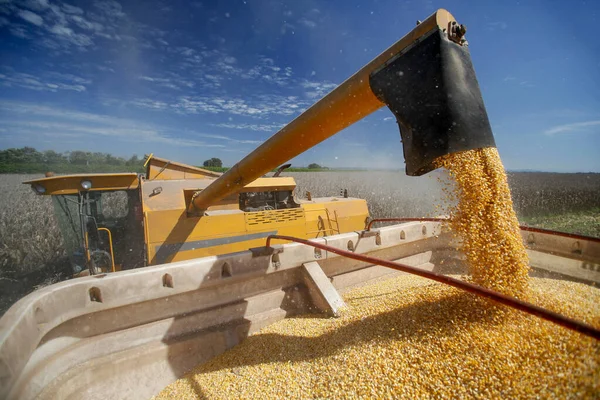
[264,234,600,340]
[365,217,600,243]
[366,217,449,231]
[519,225,600,244]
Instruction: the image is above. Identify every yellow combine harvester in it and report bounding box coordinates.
[25,156,369,275]
[2,9,598,400]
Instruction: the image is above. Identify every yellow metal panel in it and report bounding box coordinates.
[302,198,369,238]
[145,210,307,265]
[145,198,369,265]
[23,173,139,195]
[245,208,305,231]
[146,156,222,180]
[152,235,280,264]
[142,180,216,212]
[145,209,246,244]
[141,177,295,213]
[239,177,296,192]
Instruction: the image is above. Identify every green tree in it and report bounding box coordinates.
[308,163,322,169]
[203,158,223,168]
[69,151,89,165]
[88,152,107,164]
[0,147,43,163]
[105,154,126,165]
[22,147,43,163]
[43,150,66,164]
[126,155,140,166]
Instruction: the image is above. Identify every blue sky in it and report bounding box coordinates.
[0,0,599,172]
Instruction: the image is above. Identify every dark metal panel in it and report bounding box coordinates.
[369,29,496,176]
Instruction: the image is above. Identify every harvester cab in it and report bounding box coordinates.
[24,173,145,275]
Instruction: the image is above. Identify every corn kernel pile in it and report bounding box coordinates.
[155,276,599,399]
[435,147,530,297]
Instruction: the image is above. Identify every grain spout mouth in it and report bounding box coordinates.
[369,27,496,176]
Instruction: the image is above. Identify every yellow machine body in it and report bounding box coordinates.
[24,155,368,273]
[141,157,368,265]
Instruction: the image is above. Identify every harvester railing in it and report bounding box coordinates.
[264,234,600,340]
[365,217,600,244]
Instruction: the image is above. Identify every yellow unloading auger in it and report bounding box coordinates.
[190,9,496,212]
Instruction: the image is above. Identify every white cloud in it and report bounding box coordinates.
[170,94,308,118]
[47,72,92,85]
[173,47,295,89]
[177,46,196,56]
[0,71,88,92]
[9,24,29,38]
[17,9,43,26]
[0,0,133,51]
[240,56,293,87]
[69,15,103,31]
[298,17,316,28]
[129,98,169,110]
[281,21,295,35]
[93,0,125,19]
[487,21,508,31]
[129,92,308,119]
[138,73,195,90]
[49,23,73,35]
[45,23,94,48]
[62,3,84,15]
[97,65,115,73]
[544,120,600,135]
[301,80,338,99]
[194,130,264,145]
[212,122,285,133]
[22,0,50,12]
[0,101,226,148]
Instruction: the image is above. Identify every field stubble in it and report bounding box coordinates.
[0,171,598,314]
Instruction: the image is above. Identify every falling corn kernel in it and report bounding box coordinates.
[435,147,530,297]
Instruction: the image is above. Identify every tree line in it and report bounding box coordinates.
[0,147,141,166]
[0,147,330,173]
[0,147,143,173]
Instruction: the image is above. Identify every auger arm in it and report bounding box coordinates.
[190,9,495,212]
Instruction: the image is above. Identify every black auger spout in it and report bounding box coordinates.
[369,24,496,176]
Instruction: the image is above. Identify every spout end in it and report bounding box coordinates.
[370,28,496,176]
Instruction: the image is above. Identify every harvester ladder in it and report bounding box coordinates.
[326,209,341,235]
[305,208,340,237]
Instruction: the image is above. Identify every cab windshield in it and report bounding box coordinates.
[51,190,133,274]
[52,194,83,273]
